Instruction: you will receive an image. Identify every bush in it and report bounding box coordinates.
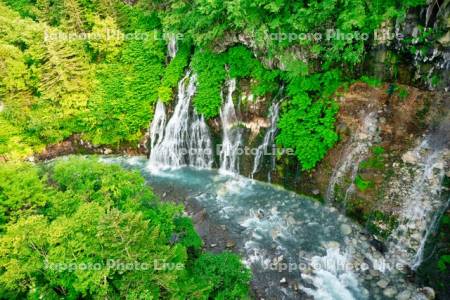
[191,252,251,299]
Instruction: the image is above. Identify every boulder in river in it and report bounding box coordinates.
[340,224,352,235]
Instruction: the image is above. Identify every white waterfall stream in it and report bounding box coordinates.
[167,35,177,59]
[149,100,166,151]
[189,114,214,169]
[251,98,282,180]
[148,72,214,170]
[326,112,379,203]
[387,138,448,269]
[219,78,243,174]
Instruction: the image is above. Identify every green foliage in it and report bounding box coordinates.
[366,210,399,239]
[360,76,383,87]
[191,49,227,118]
[0,163,51,227]
[354,175,374,192]
[0,1,175,157]
[0,157,251,299]
[191,252,251,299]
[191,46,279,118]
[49,157,155,214]
[174,217,203,250]
[437,255,450,272]
[276,71,340,170]
[158,42,191,102]
[83,36,165,146]
[360,146,385,170]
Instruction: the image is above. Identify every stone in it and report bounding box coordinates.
[326,241,340,249]
[256,209,265,219]
[279,277,287,284]
[210,244,217,248]
[438,31,450,47]
[286,216,296,225]
[271,228,280,240]
[402,151,418,164]
[418,287,435,300]
[383,287,397,298]
[226,240,236,248]
[358,132,369,140]
[340,224,352,235]
[396,290,411,300]
[376,279,389,289]
[312,189,320,195]
[193,209,207,223]
[103,148,113,155]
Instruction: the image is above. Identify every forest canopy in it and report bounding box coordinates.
[0,0,429,169]
[0,157,251,299]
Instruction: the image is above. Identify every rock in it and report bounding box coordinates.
[370,239,387,253]
[226,240,236,248]
[312,189,320,195]
[358,132,369,140]
[193,209,207,223]
[103,148,113,155]
[396,290,411,300]
[286,216,296,225]
[220,225,226,230]
[402,151,418,164]
[376,279,389,289]
[280,277,287,284]
[325,241,340,249]
[418,287,435,300]
[271,228,280,240]
[210,243,217,248]
[383,287,397,298]
[256,209,265,219]
[340,224,352,235]
[438,31,450,47]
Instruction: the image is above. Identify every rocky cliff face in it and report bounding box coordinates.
[218,78,449,298]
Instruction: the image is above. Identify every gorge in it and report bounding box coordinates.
[0,0,449,299]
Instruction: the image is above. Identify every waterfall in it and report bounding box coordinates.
[189,114,214,169]
[149,101,166,151]
[148,73,194,168]
[219,78,243,174]
[326,111,379,203]
[387,137,448,269]
[167,35,177,59]
[148,72,214,169]
[251,97,282,180]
